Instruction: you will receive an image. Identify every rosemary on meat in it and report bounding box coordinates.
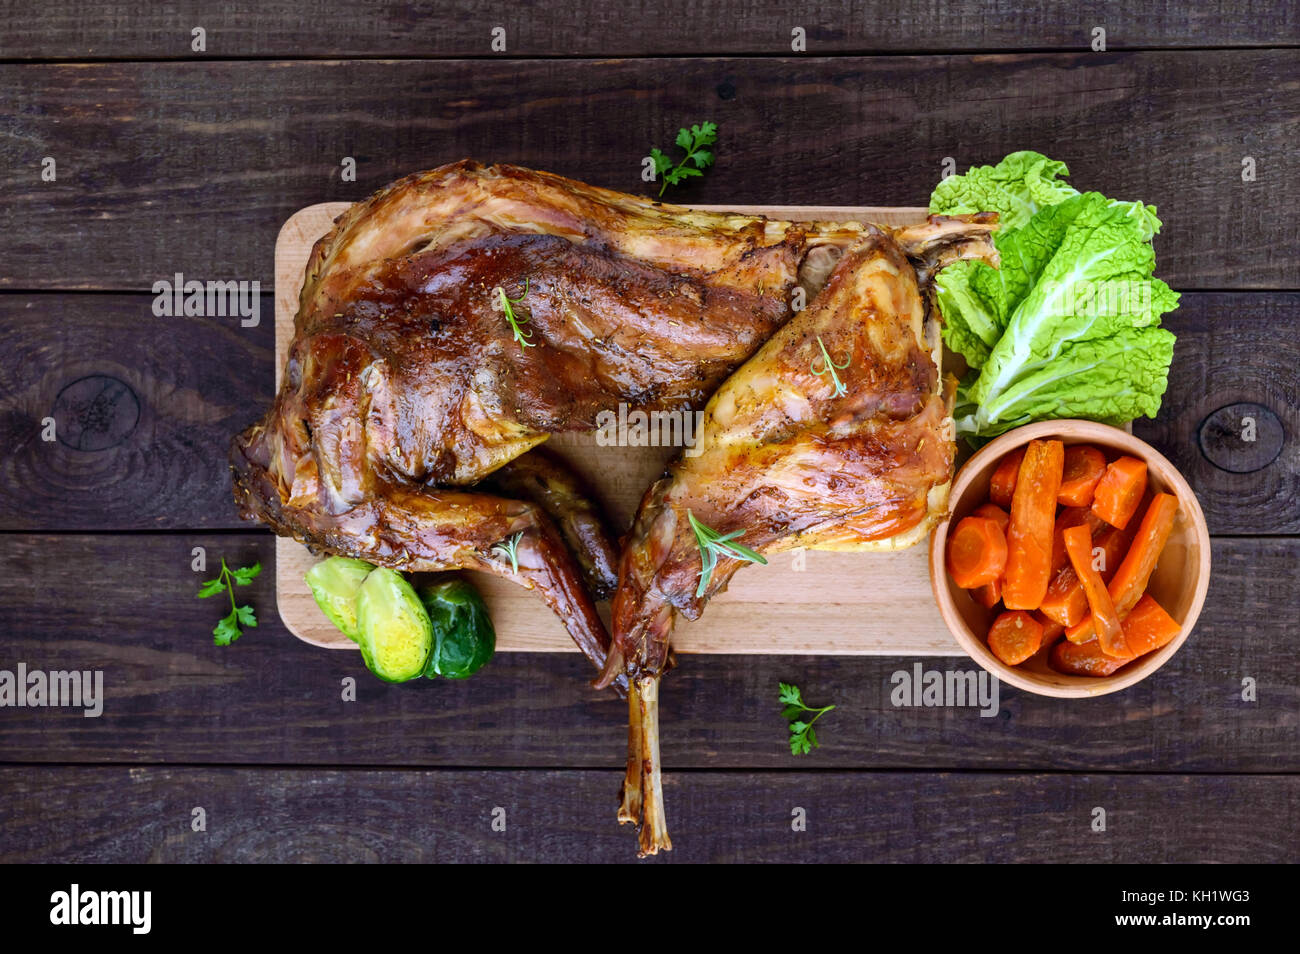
[811,335,850,397]
[687,510,766,597]
[495,280,535,351]
[492,531,524,574]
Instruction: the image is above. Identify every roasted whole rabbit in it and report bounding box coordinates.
[230,161,997,854]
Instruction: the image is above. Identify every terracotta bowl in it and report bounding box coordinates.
[929,420,1211,697]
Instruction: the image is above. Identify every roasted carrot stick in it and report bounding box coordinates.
[1039,566,1087,627]
[1118,592,1183,655]
[1063,523,1127,657]
[1050,506,1107,573]
[972,502,1009,535]
[1002,439,1064,610]
[989,447,1025,509]
[1049,594,1182,677]
[1091,455,1148,530]
[946,516,1007,589]
[1049,638,1126,677]
[972,576,1002,610]
[1046,525,1131,633]
[1065,493,1179,643]
[987,610,1044,665]
[1058,445,1107,507]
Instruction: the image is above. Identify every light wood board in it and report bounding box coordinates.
[275,201,963,655]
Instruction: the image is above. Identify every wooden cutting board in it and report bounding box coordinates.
[274,201,964,655]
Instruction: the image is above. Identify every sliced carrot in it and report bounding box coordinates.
[964,504,1009,607]
[989,447,1025,509]
[1120,593,1183,656]
[1049,594,1181,677]
[1002,439,1064,610]
[1057,525,1132,638]
[1091,456,1148,530]
[946,516,1007,589]
[971,576,1002,610]
[1050,638,1126,677]
[1066,494,1179,643]
[972,502,1009,535]
[1035,611,1065,650]
[1063,523,1127,657]
[987,610,1044,665]
[1057,445,1107,507]
[1039,566,1089,627]
[1050,506,1106,573]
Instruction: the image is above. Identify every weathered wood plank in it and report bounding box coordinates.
[1133,293,1300,535]
[0,532,1293,770]
[1,293,1290,534]
[1,53,1295,290]
[0,766,1293,862]
[0,295,274,530]
[0,1,1294,59]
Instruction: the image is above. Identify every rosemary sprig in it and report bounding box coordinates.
[492,531,524,574]
[687,510,767,598]
[811,335,850,397]
[495,280,535,351]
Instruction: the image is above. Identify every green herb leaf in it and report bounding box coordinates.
[198,557,261,646]
[491,531,524,574]
[651,121,719,197]
[688,510,767,597]
[197,578,225,598]
[496,281,535,351]
[778,681,835,756]
[231,562,261,585]
[213,611,241,647]
[810,335,850,397]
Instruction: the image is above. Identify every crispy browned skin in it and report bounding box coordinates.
[602,219,998,854]
[229,160,996,856]
[483,446,620,599]
[233,161,827,677]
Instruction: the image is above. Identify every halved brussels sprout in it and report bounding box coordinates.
[419,578,496,679]
[305,556,376,643]
[357,568,433,682]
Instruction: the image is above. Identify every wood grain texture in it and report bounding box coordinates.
[0,292,1288,534]
[0,295,274,530]
[0,0,1294,59]
[1,53,1296,290]
[1132,293,1300,535]
[1,766,1293,862]
[0,532,1293,771]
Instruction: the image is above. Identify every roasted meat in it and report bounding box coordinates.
[601,218,998,854]
[229,160,997,856]
[233,161,877,672]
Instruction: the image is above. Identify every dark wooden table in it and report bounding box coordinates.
[1,2,1296,863]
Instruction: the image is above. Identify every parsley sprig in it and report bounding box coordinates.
[492,531,524,574]
[495,280,534,351]
[811,335,850,397]
[197,558,261,646]
[651,122,718,197]
[687,510,766,597]
[779,682,836,755]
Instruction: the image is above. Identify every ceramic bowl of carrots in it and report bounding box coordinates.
[929,420,1210,697]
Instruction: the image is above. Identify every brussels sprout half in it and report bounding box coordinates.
[357,568,434,682]
[304,556,376,642]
